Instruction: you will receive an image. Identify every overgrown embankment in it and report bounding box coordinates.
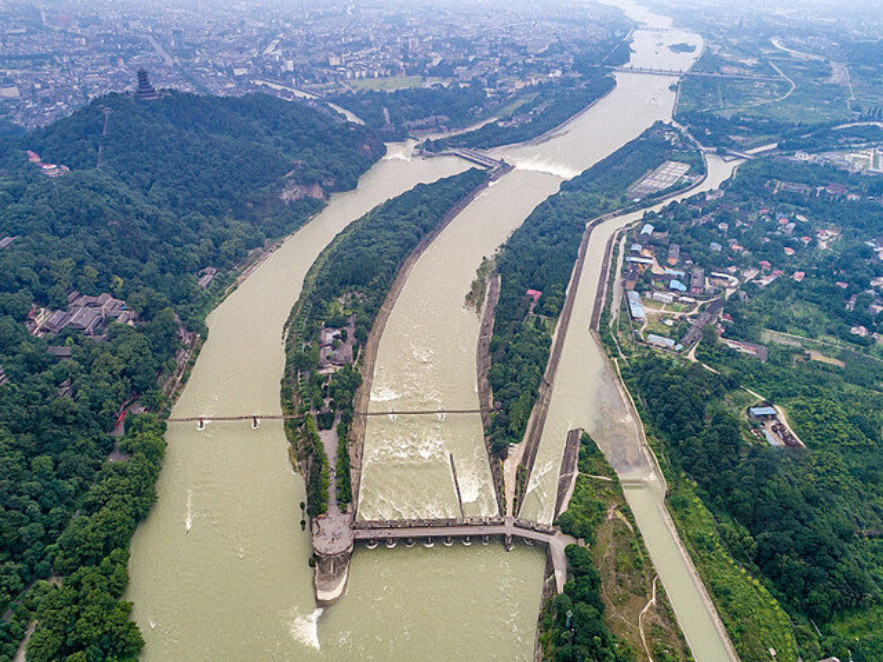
[280,168,490,516]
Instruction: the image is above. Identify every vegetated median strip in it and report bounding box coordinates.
[280,167,492,519]
[485,122,706,472]
[475,270,505,513]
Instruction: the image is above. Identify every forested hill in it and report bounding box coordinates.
[0,92,384,661]
[0,93,384,330]
[25,91,384,217]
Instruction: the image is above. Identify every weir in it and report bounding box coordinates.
[311,512,578,606]
[171,412,544,605]
[442,147,508,170]
[310,433,583,606]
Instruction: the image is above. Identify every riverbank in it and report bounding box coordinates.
[126,146,478,661]
[476,270,505,513]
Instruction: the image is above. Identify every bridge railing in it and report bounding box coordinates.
[513,518,557,535]
[349,516,557,537]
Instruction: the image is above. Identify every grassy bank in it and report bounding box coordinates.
[542,433,693,662]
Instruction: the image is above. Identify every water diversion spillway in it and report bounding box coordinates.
[518,154,741,662]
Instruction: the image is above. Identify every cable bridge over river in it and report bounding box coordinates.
[166,407,496,429]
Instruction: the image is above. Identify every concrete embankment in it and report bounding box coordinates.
[476,271,504,512]
[511,168,712,513]
[512,213,606,513]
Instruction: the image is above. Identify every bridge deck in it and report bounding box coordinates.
[351,517,576,592]
[166,409,493,423]
[611,66,783,83]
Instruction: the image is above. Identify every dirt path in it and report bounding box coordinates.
[12,621,36,662]
[638,577,658,662]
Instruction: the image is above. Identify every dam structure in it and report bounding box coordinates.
[166,415,582,607]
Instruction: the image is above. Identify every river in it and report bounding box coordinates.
[127,2,732,660]
[518,154,741,662]
[358,12,703,524]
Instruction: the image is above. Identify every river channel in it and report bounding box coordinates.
[127,2,732,660]
[518,154,741,662]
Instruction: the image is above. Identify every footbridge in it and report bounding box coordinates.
[352,516,576,593]
[167,407,498,428]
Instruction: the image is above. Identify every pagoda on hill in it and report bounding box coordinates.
[135,69,159,99]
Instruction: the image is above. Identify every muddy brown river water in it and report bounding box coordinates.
[127,3,739,659]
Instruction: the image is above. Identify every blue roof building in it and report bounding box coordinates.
[626,291,645,320]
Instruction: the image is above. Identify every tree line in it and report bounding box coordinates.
[486,123,704,458]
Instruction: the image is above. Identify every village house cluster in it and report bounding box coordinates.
[317,321,355,373]
[623,220,744,355]
[30,290,135,338]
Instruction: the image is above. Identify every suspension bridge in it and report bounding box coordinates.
[166,407,498,428]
